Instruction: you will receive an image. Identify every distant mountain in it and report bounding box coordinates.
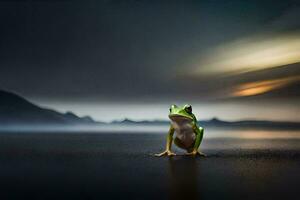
[1,89,299,131]
[0,90,96,126]
[111,117,300,130]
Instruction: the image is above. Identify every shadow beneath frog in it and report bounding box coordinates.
[167,156,199,200]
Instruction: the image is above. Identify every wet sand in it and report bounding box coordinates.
[0,132,299,200]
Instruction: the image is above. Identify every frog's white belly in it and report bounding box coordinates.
[170,117,195,148]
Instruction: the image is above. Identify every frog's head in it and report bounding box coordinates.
[168,104,194,122]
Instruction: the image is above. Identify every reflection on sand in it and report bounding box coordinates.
[168,157,199,200]
[205,129,300,139]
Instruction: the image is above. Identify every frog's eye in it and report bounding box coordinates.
[184,105,192,113]
[170,104,177,112]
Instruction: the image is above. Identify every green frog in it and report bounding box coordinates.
[155,104,205,157]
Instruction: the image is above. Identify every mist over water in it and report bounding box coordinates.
[2,125,300,140]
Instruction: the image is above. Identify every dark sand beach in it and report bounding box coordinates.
[0,131,299,200]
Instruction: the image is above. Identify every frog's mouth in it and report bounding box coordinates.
[169,114,193,123]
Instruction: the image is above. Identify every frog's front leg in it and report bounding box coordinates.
[185,126,206,157]
[155,125,177,157]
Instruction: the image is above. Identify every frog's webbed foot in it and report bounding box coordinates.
[197,151,207,157]
[185,150,206,157]
[155,150,176,157]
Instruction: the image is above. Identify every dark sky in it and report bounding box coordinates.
[0,0,300,121]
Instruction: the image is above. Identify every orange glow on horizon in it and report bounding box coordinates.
[233,76,300,97]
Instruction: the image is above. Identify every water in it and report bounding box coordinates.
[0,129,299,200]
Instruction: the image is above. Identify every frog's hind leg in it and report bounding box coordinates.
[174,137,191,151]
[174,137,195,153]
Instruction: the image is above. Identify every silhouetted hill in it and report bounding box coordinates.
[0,90,96,125]
[1,90,299,130]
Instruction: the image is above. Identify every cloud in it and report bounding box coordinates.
[192,32,300,76]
